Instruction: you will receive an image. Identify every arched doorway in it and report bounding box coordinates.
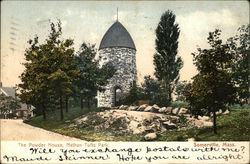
[114,86,122,106]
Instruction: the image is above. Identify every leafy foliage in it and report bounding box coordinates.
[18,34,49,119]
[141,75,169,106]
[75,43,115,110]
[227,24,250,104]
[174,81,189,101]
[0,94,21,118]
[19,21,79,120]
[123,84,142,105]
[124,76,169,107]
[170,101,189,109]
[185,29,236,134]
[153,10,183,103]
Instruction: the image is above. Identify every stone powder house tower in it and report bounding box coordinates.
[97,21,137,107]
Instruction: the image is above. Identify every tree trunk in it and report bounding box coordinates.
[80,95,83,110]
[87,98,90,111]
[168,84,172,103]
[213,111,217,134]
[65,96,68,113]
[60,96,64,121]
[41,104,46,120]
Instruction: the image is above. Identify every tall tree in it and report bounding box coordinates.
[227,24,250,104]
[185,29,236,134]
[19,36,49,120]
[75,43,115,110]
[44,22,78,120]
[153,10,183,105]
[19,21,78,120]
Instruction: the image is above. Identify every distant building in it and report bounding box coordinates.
[97,21,137,107]
[0,87,34,119]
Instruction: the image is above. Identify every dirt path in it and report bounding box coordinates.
[0,119,81,141]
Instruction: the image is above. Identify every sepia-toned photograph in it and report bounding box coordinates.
[0,0,249,144]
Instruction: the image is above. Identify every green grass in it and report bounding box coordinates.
[25,107,250,141]
[171,101,189,109]
[24,107,142,141]
[158,109,250,141]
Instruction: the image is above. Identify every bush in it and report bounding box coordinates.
[229,104,250,110]
[171,101,189,108]
[123,76,171,107]
[92,107,110,113]
[123,84,143,105]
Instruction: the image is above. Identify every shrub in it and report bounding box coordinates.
[171,101,189,108]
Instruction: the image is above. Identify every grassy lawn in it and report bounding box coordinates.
[158,108,250,141]
[25,107,250,141]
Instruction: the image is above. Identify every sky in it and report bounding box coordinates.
[1,0,249,87]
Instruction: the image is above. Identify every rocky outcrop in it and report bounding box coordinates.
[74,110,182,134]
[74,104,229,136]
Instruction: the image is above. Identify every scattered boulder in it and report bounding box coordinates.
[183,114,191,118]
[144,133,157,141]
[119,105,128,110]
[222,110,230,115]
[203,121,213,127]
[187,138,195,142]
[162,121,177,129]
[151,104,160,113]
[172,108,180,115]
[137,104,148,111]
[165,107,172,114]
[198,116,210,121]
[152,104,160,108]
[75,116,88,125]
[169,116,179,124]
[192,119,213,127]
[159,107,172,114]
[127,106,138,111]
[159,107,167,113]
[144,106,153,112]
[216,109,223,115]
[178,108,188,115]
[144,127,155,133]
[192,119,204,127]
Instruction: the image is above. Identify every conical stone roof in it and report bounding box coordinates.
[99,21,136,50]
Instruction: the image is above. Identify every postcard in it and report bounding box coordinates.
[1,0,249,163]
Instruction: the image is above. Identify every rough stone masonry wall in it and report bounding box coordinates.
[97,47,137,107]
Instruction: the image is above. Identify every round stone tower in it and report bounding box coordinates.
[97,21,137,107]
